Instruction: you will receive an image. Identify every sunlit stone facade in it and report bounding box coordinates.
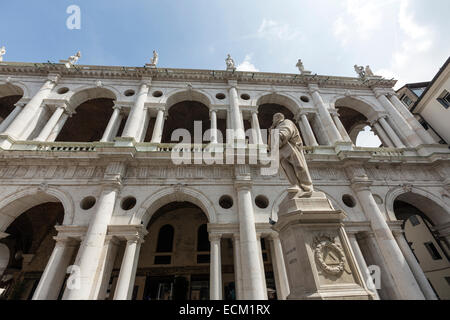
[0,61,449,300]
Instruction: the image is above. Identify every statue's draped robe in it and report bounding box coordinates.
[270,119,313,193]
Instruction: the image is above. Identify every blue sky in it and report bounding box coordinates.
[1,0,449,146]
[1,0,449,87]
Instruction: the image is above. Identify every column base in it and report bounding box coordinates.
[273,192,372,300]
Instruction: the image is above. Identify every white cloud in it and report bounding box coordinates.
[375,0,442,87]
[257,19,300,41]
[333,0,384,45]
[236,54,259,72]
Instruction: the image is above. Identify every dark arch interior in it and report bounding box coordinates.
[160,101,225,144]
[148,201,205,226]
[0,95,22,123]
[257,103,294,130]
[156,224,175,253]
[335,106,368,134]
[1,202,64,269]
[394,200,434,226]
[56,98,115,142]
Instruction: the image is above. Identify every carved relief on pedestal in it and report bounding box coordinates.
[313,234,346,276]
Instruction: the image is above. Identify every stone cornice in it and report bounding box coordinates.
[0,61,397,89]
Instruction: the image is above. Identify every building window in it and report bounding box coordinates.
[197,224,210,264]
[424,242,442,260]
[445,277,450,286]
[437,90,450,109]
[409,215,421,226]
[154,224,174,265]
[156,224,174,252]
[401,94,413,107]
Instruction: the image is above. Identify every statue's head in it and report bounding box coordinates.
[272,113,285,126]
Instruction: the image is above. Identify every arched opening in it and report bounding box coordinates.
[0,84,24,131]
[55,88,119,142]
[334,103,382,147]
[0,201,71,300]
[160,101,213,144]
[393,192,450,300]
[257,103,306,145]
[106,201,232,300]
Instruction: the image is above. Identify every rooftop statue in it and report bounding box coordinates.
[150,50,159,66]
[269,113,313,198]
[365,65,374,77]
[354,64,365,78]
[225,54,236,71]
[296,59,312,75]
[68,51,81,66]
[0,46,5,62]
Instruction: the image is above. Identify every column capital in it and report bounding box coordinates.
[47,74,61,85]
[209,233,222,242]
[234,180,253,191]
[351,180,373,192]
[250,109,258,115]
[308,83,320,93]
[0,232,9,239]
[52,236,79,246]
[13,102,26,108]
[373,88,389,99]
[112,104,123,111]
[140,77,152,87]
[268,232,280,241]
[228,79,238,89]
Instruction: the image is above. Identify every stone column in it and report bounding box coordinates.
[63,184,120,300]
[347,232,380,300]
[34,105,66,142]
[235,182,265,299]
[0,102,25,133]
[388,93,435,144]
[101,105,123,142]
[150,108,166,143]
[93,236,120,300]
[378,117,405,148]
[121,80,151,140]
[268,233,290,300]
[374,89,421,147]
[256,233,268,300]
[3,75,59,140]
[299,113,318,146]
[32,237,78,300]
[209,233,222,300]
[309,84,342,144]
[232,234,243,300]
[113,236,143,300]
[46,111,71,142]
[393,231,438,300]
[250,110,263,145]
[371,121,395,148]
[351,182,424,299]
[210,109,218,144]
[331,110,352,143]
[228,81,245,144]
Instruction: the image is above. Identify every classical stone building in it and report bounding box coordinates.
[0,59,449,300]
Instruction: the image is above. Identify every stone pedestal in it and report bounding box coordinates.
[273,191,371,300]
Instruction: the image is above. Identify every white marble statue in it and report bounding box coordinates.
[296,59,305,73]
[365,65,374,77]
[68,51,81,66]
[354,64,365,78]
[0,46,6,62]
[150,50,159,66]
[225,54,235,71]
[269,113,313,198]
